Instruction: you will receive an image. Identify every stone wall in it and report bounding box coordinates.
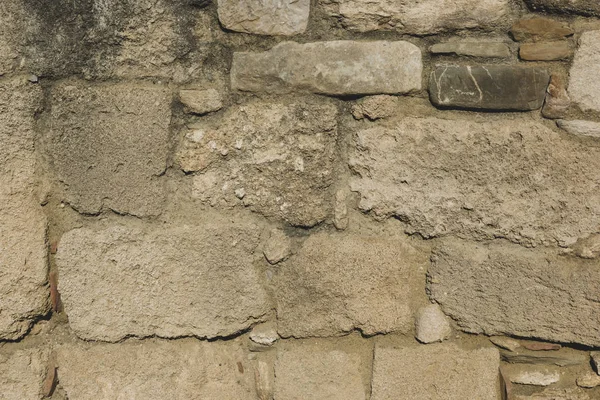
[2,0,600,399]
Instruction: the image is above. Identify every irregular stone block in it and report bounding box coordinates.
[511,17,573,42]
[430,41,511,58]
[48,81,171,217]
[557,120,600,138]
[274,232,427,338]
[428,239,600,347]
[371,343,500,400]
[525,0,600,17]
[429,65,549,110]
[569,233,600,259]
[351,95,400,120]
[323,0,514,34]
[543,75,570,119]
[231,41,422,96]
[414,304,452,344]
[0,347,49,400]
[577,372,600,388]
[178,97,339,227]
[56,221,269,342]
[349,117,600,246]
[569,31,600,112]
[0,78,49,340]
[520,42,572,61]
[179,89,223,115]
[217,0,310,35]
[57,340,256,400]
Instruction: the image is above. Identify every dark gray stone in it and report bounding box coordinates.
[525,0,600,17]
[429,65,549,110]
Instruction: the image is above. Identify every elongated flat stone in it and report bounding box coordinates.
[520,42,572,61]
[511,17,573,42]
[232,41,422,96]
[430,42,511,58]
[569,31,600,112]
[557,120,600,138]
[429,65,549,110]
[217,0,310,35]
[525,0,600,17]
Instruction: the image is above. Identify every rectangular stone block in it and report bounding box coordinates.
[231,41,422,96]
[428,239,600,347]
[569,31,600,112]
[56,220,270,342]
[323,0,514,34]
[57,339,256,400]
[429,65,549,110]
[47,81,171,217]
[349,117,600,247]
[274,232,428,338]
[371,343,501,400]
[217,0,309,35]
[0,347,49,400]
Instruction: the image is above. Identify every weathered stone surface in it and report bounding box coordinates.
[491,336,521,352]
[217,0,309,36]
[231,41,422,96]
[525,0,600,17]
[504,365,561,386]
[514,388,591,400]
[502,349,587,367]
[521,342,561,351]
[57,340,256,399]
[0,1,30,76]
[428,239,600,347]
[349,117,600,246]
[323,0,514,34]
[371,344,500,400]
[250,322,278,346]
[179,89,223,115]
[178,97,338,227]
[429,65,549,110]
[520,42,572,60]
[577,372,600,388]
[263,229,292,265]
[569,31,600,112]
[48,81,171,217]
[56,221,269,341]
[543,75,570,119]
[0,347,48,400]
[0,78,49,340]
[414,304,452,344]
[558,120,600,138]
[511,17,573,42]
[569,233,600,259]
[275,232,427,338]
[351,95,400,120]
[591,352,600,373]
[430,42,511,58]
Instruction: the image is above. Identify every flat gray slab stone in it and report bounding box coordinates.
[217,0,310,35]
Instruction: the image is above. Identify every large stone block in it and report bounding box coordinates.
[428,239,600,347]
[569,31,600,112]
[371,343,500,400]
[217,0,310,36]
[179,97,339,227]
[47,81,171,217]
[56,221,270,341]
[57,339,256,400]
[0,1,31,76]
[0,347,49,400]
[274,232,428,338]
[349,117,600,247]
[0,78,49,340]
[231,41,422,96]
[323,0,514,34]
[525,0,600,17]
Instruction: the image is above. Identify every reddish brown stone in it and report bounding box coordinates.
[42,357,57,398]
[521,341,562,351]
[49,271,62,313]
[543,74,570,119]
[511,17,573,42]
[520,41,572,61]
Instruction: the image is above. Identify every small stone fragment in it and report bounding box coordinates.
[179,89,223,115]
[577,372,600,388]
[557,120,600,139]
[520,42,572,61]
[490,336,521,352]
[414,304,452,344]
[505,365,561,386]
[333,188,349,230]
[521,341,562,351]
[250,322,279,346]
[511,17,573,42]
[430,42,511,58]
[263,229,292,265]
[351,95,399,120]
[254,360,273,400]
[543,75,570,119]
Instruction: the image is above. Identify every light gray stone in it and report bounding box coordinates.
[558,120,600,138]
[217,0,310,35]
[490,336,521,352]
[250,322,278,346]
[415,304,452,344]
[231,41,422,96]
[504,365,561,386]
[569,31,600,112]
[430,42,511,58]
[0,347,48,400]
[56,221,269,342]
[179,89,223,115]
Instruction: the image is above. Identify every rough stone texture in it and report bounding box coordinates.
[569,31,600,112]
[511,17,573,42]
[0,348,48,400]
[349,117,600,246]
[250,322,278,346]
[429,65,549,110]
[514,388,591,400]
[56,221,269,342]
[520,42,572,60]
[501,348,587,366]
[231,41,422,96]
[569,233,600,259]
[178,97,339,227]
[558,120,600,138]
[371,344,500,400]
[274,344,367,400]
[217,0,310,36]
[0,78,49,340]
[414,304,452,344]
[504,365,561,386]
[57,340,256,399]
[543,75,570,119]
[323,0,514,34]
[0,1,30,76]
[179,89,223,115]
[430,42,511,58]
[491,336,521,352]
[577,372,600,388]
[263,229,292,265]
[275,232,427,338]
[591,352,600,373]
[47,81,171,217]
[351,95,400,120]
[428,239,600,347]
[525,0,600,17]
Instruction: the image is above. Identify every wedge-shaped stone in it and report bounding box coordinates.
[430,41,511,58]
[48,81,171,217]
[429,65,549,110]
[56,222,269,342]
[217,0,309,35]
[525,0,600,17]
[569,31,600,112]
[323,0,514,34]
[349,117,600,246]
[274,232,427,338]
[232,41,422,95]
[57,339,256,400]
[0,347,49,400]
[371,343,500,400]
[0,78,49,340]
[428,239,600,347]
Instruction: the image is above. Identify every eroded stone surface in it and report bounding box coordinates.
[275,232,427,338]
[231,41,422,96]
[351,95,400,120]
[428,239,600,347]
[577,372,600,388]
[414,304,452,344]
[525,0,600,17]
[349,117,600,246]
[504,365,561,386]
[217,0,310,35]
[511,17,573,42]
[569,31,600,112]
[520,42,572,61]
[179,89,223,115]
[514,388,591,400]
[430,42,511,58]
[569,233,600,259]
[558,120,600,138]
[0,347,48,400]
[56,221,269,341]
[48,81,171,217]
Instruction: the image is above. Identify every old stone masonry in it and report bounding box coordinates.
[4,0,600,399]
